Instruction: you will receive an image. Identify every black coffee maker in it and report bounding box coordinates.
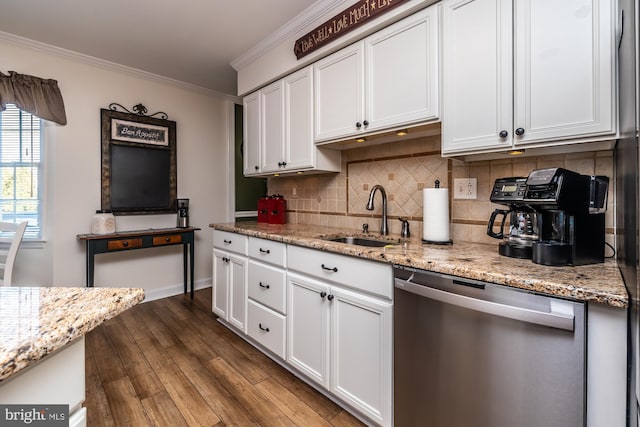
[488,177,539,259]
[523,168,608,266]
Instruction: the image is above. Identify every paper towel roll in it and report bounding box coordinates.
[423,188,450,243]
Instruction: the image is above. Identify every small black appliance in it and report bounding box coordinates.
[523,168,609,266]
[488,177,538,259]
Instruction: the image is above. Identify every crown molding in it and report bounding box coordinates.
[0,30,240,102]
[230,0,348,71]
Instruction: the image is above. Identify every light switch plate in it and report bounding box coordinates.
[453,178,477,199]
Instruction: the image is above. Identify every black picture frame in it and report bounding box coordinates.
[100,108,177,215]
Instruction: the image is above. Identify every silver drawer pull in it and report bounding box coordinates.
[321,264,338,273]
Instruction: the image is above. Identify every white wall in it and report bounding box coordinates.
[2,35,236,300]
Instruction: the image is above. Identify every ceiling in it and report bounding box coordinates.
[0,0,320,95]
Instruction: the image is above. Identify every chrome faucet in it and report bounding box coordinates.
[366,185,389,235]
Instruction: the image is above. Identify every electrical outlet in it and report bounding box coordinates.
[453,178,477,199]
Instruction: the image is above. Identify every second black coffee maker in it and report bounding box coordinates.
[523,168,609,266]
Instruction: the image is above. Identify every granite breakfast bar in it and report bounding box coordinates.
[0,286,145,425]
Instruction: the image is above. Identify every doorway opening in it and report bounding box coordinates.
[233,103,266,221]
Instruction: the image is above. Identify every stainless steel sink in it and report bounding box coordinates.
[326,236,392,247]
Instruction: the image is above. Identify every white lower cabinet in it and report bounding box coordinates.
[287,273,330,387]
[246,237,288,359]
[247,299,286,359]
[212,249,248,332]
[287,271,392,426]
[213,231,393,426]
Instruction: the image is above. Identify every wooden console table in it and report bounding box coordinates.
[77,227,200,298]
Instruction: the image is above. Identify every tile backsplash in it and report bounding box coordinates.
[268,135,614,248]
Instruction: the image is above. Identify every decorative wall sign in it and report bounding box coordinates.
[294,0,409,59]
[111,118,169,146]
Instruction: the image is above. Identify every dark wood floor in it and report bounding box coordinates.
[85,287,365,426]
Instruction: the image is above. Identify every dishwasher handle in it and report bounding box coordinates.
[395,278,575,331]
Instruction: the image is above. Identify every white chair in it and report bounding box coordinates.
[0,221,27,286]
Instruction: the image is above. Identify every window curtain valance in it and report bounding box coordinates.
[0,71,67,125]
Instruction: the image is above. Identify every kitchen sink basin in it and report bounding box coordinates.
[326,236,392,247]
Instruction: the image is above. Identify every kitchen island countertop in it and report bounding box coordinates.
[0,286,145,381]
[211,222,628,308]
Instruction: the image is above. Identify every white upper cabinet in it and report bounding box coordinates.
[314,5,440,143]
[283,67,316,171]
[243,92,261,175]
[243,66,340,176]
[442,0,616,156]
[261,80,285,173]
[513,0,615,144]
[441,0,513,154]
[314,43,365,142]
[365,5,440,132]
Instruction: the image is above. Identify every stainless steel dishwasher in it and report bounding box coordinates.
[394,266,585,427]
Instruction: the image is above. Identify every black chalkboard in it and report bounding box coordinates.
[110,144,171,209]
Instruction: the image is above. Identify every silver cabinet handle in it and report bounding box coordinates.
[395,278,574,331]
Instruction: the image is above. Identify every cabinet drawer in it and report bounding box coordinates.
[288,245,393,299]
[213,230,248,255]
[247,300,286,359]
[248,237,286,267]
[153,234,182,246]
[248,261,286,314]
[107,238,143,250]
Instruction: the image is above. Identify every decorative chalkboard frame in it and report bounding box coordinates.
[100,108,177,215]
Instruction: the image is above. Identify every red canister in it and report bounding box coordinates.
[269,195,287,224]
[257,196,270,223]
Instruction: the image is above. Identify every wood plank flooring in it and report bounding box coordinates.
[85,287,365,426]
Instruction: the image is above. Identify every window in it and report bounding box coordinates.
[0,104,42,240]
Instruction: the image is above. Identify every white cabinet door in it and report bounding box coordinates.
[314,42,365,142]
[512,0,615,145]
[261,81,285,173]
[366,6,440,132]
[287,272,330,388]
[243,92,261,175]
[442,0,513,154]
[284,66,314,170]
[442,0,616,156]
[286,269,392,426]
[212,249,247,333]
[228,253,248,332]
[330,286,392,427]
[212,249,228,318]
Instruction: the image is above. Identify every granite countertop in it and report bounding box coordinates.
[0,286,145,382]
[211,222,628,308]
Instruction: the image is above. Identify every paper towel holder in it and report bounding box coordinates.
[422,179,453,245]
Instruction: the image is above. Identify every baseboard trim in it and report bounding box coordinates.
[142,278,212,302]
